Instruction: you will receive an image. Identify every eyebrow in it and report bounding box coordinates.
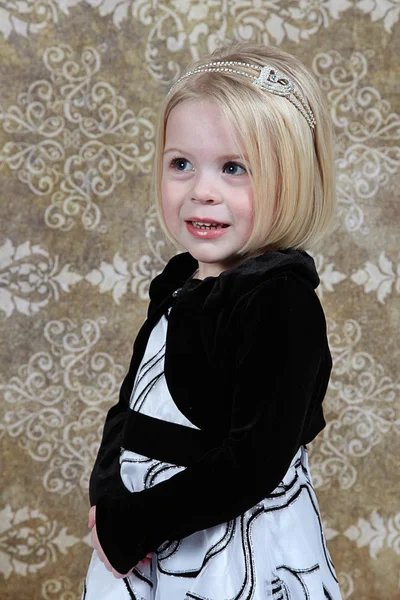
[163,147,246,161]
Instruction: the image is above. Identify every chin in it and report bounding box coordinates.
[187,246,225,259]
[193,252,239,268]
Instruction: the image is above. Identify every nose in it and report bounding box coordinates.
[190,172,222,204]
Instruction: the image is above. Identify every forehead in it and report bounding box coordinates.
[164,98,245,155]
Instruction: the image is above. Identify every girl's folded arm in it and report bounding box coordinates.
[95,277,330,574]
[89,298,157,506]
[89,292,164,505]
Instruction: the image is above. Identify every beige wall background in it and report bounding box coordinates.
[0,2,399,599]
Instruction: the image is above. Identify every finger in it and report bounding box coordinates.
[96,545,112,571]
[90,528,96,550]
[139,553,154,566]
[91,532,103,558]
[91,526,104,558]
[91,526,115,574]
[88,505,96,528]
[91,523,131,578]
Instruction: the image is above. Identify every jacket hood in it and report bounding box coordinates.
[149,249,320,308]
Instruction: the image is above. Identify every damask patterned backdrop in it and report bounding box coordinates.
[0,1,399,599]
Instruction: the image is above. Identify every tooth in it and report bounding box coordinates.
[190,221,226,230]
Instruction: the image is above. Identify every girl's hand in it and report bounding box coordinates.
[88,506,154,576]
[88,505,96,529]
[90,520,132,578]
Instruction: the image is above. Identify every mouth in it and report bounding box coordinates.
[186,220,230,230]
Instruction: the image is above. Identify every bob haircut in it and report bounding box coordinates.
[152,41,336,255]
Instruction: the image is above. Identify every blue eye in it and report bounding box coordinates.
[170,157,193,171]
[169,157,247,175]
[224,162,246,175]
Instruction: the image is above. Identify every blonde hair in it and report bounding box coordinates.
[152,41,336,255]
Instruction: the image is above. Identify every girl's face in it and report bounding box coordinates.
[161,98,255,279]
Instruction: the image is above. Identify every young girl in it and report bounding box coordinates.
[83,41,343,600]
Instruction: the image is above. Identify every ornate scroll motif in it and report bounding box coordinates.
[0,44,156,231]
[309,253,347,297]
[0,239,82,317]
[86,205,177,301]
[0,505,80,578]
[351,251,400,304]
[337,571,357,599]
[83,1,353,84]
[2,1,398,44]
[312,50,400,235]
[232,0,352,45]
[356,0,400,32]
[0,318,124,494]
[344,510,400,559]
[0,1,80,39]
[309,318,400,490]
[42,576,84,600]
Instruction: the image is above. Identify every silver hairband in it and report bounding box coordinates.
[168,60,316,130]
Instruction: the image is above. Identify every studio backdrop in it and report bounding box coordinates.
[0,2,399,599]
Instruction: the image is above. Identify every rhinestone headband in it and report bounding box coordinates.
[168,60,316,130]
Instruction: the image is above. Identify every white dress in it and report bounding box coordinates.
[83,308,343,600]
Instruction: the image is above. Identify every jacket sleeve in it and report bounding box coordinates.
[89,297,159,506]
[95,275,331,573]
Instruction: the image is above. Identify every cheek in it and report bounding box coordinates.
[161,181,180,227]
[235,191,254,232]
[161,178,171,209]
[161,176,179,202]
[243,211,255,237]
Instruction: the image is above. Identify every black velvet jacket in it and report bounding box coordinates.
[89,249,332,574]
